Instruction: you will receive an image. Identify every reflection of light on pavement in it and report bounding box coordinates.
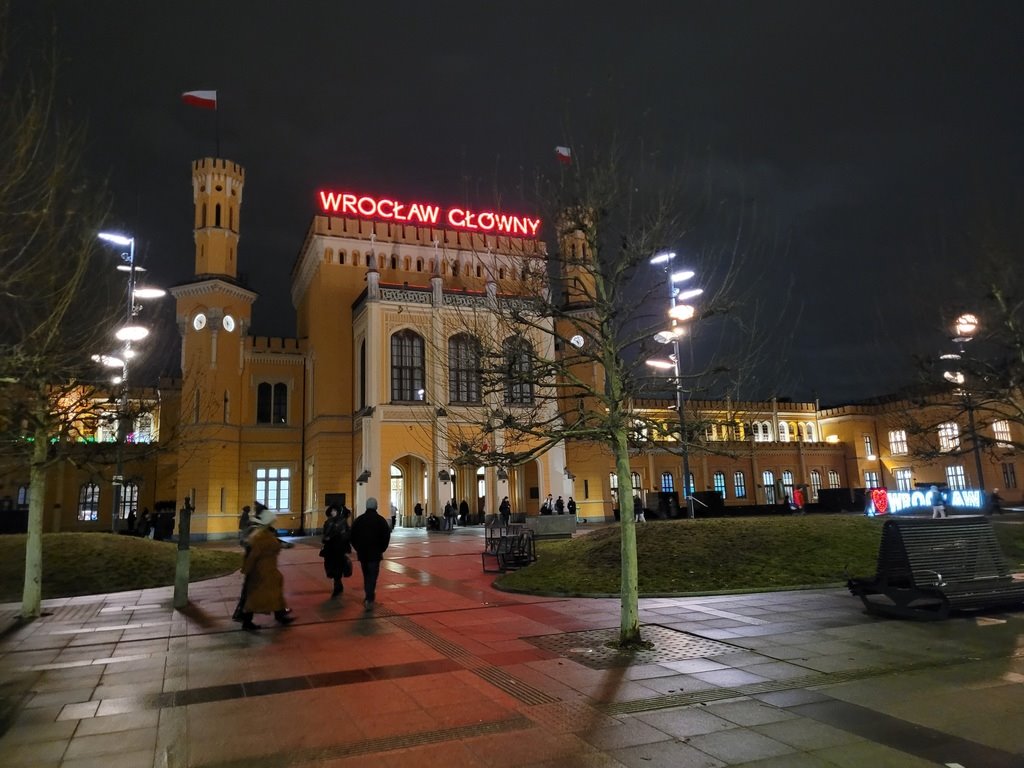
[568,647,595,654]
[974,616,1006,626]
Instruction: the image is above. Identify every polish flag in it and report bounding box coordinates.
[181,90,217,110]
[555,146,572,165]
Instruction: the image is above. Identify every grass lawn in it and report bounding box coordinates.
[0,533,241,602]
[495,516,1024,596]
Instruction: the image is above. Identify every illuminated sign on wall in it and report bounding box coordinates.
[318,190,542,238]
[865,487,983,516]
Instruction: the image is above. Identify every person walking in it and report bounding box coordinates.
[232,504,259,622]
[350,497,392,610]
[443,499,455,531]
[930,486,947,519]
[321,504,352,598]
[413,501,424,527]
[239,504,295,630]
[499,496,511,527]
[567,496,577,520]
[459,498,470,526]
[389,501,398,531]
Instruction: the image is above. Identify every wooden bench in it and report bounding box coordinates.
[482,529,536,573]
[848,516,1024,620]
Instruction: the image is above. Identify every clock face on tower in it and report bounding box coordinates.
[192,313,207,331]
[570,334,585,348]
[222,314,236,332]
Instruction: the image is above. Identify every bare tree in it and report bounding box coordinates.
[0,11,123,618]
[435,144,770,646]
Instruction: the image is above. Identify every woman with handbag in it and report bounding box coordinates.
[321,504,352,598]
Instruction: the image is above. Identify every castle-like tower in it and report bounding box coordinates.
[170,159,259,534]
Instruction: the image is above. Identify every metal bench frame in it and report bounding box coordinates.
[848,516,1024,620]
[482,528,536,573]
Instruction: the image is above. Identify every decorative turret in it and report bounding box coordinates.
[192,158,244,279]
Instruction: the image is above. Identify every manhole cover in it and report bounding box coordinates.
[526,625,742,669]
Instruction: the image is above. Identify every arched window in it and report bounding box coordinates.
[391,330,426,402]
[828,469,841,488]
[782,470,794,500]
[79,482,100,521]
[17,485,29,508]
[257,383,289,424]
[762,470,776,504]
[797,423,805,441]
[503,336,534,405]
[448,334,481,404]
[119,481,139,520]
[713,471,727,499]
[416,258,422,272]
[733,471,747,499]
[391,465,404,520]
[809,469,822,501]
[133,413,154,443]
[778,422,790,442]
[805,422,817,442]
[631,472,642,498]
[340,250,347,265]
[661,472,675,492]
[215,203,221,227]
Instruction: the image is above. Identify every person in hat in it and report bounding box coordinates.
[349,497,391,610]
[239,503,295,630]
[321,503,352,598]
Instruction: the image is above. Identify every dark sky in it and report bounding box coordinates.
[10,1,1024,404]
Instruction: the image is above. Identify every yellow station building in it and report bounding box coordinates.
[2,157,1019,536]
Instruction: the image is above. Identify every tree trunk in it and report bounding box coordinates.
[613,428,641,646]
[21,420,49,619]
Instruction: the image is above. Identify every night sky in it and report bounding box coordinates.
[10,1,1024,404]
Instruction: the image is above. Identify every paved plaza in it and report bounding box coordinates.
[1,524,1022,767]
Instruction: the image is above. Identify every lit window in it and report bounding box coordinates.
[888,429,908,456]
[778,423,789,442]
[17,485,30,508]
[938,422,960,452]
[713,471,726,499]
[828,469,841,488]
[119,481,139,519]
[78,483,100,521]
[893,468,913,491]
[804,422,817,441]
[864,470,880,489]
[863,435,874,457]
[133,413,154,443]
[448,334,481,404]
[255,467,291,511]
[733,471,746,499]
[993,420,1012,448]
[391,330,426,402]
[782,470,794,499]
[762,470,776,504]
[809,469,821,501]
[631,472,642,497]
[945,465,966,490]
[661,472,674,492]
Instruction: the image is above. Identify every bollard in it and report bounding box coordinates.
[173,497,193,609]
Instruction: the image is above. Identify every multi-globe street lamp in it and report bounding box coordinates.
[941,312,985,493]
[646,252,702,519]
[96,232,166,532]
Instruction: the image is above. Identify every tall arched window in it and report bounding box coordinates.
[79,482,100,521]
[713,471,726,499]
[661,472,675,492]
[17,485,29,508]
[809,469,822,501]
[609,472,619,505]
[503,336,534,405]
[359,340,366,409]
[215,203,221,227]
[448,334,481,404]
[273,383,288,423]
[782,470,794,500]
[119,481,139,519]
[630,472,642,498]
[762,470,776,504]
[805,422,817,441]
[828,469,841,488]
[391,330,425,402]
[778,422,789,442]
[733,471,747,499]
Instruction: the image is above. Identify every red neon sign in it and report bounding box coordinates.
[318,190,542,238]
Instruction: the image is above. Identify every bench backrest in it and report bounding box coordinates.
[877,516,1012,586]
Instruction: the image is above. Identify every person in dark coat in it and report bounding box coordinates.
[232,504,258,622]
[413,501,424,527]
[321,504,352,597]
[240,505,295,630]
[499,496,511,527]
[554,496,565,515]
[443,500,455,531]
[567,497,577,519]
[458,498,470,526]
[126,508,137,534]
[350,497,391,610]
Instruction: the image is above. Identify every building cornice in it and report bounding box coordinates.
[170,278,259,304]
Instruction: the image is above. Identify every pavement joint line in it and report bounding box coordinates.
[681,604,770,625]
[189,714,537,768]
[46,620,171,635]
[597,653,991,716]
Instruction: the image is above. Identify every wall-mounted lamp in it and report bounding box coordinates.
[563,467,573,478]
[496,468,508,481]
[356,470,371,484]
[436,407,448,417]
[438,469,451,484]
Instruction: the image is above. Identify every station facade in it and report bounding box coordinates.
[2,157,1019,535]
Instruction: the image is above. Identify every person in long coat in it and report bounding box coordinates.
[321,505,352,597]
[240,505,295,630]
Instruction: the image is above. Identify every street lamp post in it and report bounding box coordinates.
[97,232,165,532]
[648,252,702,519]
[943,312,985,493]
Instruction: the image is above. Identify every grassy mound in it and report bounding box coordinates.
[0,533,241,602]
[495,516,1024,596]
